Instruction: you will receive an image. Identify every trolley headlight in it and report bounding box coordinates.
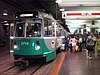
[35,41,41,50]
[36,46,40,50]
[14,45,18,49]
[13,42,19,50]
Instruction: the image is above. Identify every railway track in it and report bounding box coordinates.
[0,53,61,75]
[0,61,15,74]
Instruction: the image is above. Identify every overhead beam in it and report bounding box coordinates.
[0,0,26,10]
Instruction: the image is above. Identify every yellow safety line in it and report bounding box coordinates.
[49,51,67,75]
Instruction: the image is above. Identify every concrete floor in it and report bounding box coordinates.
[59,51,100,75]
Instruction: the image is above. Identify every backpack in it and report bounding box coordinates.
[87,39,94,46]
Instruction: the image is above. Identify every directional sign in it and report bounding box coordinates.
[62,11,100,19]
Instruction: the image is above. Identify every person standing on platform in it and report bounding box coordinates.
[69,35,73,52]
[69,35,77,52]
[78,35,83,52]
[64,36,69,51]
[86,33,96,59]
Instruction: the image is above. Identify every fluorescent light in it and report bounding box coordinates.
[4,21,7,23]
[4,23,9,25]
[10,36,14,39]
[3,13,8,16]
[55,0,62,3]
[3,10,8,16]
[60,8,65,11]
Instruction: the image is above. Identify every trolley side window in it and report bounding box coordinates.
[44,19,52,37]
[15,23,25,37]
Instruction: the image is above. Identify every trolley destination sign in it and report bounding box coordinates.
[20,14,34,17]
[15,11,39,18]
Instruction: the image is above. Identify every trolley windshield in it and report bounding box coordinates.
[15,19,41,37]
[15,22,25,37]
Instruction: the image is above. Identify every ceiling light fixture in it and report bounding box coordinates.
[55,0,62,3]
[60,8,65,11]
[4,20,7,23]
[3,10,8,16]
[4,23,9,25]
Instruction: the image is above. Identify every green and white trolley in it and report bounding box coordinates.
[10,11,66,66]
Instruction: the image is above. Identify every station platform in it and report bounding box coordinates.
[49,51,100,75]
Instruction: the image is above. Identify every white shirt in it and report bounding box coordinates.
[79,38,82,43]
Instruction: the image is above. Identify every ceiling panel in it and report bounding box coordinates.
[59,0,100,7]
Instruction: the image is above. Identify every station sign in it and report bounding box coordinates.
[62,11,100,19]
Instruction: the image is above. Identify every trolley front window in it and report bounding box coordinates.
[15,19,41,37]
[26,20,41,37]
[15,23,25,37]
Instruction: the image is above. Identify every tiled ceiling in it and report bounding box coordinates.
[59,0,100,7]
[58,0,100,20]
